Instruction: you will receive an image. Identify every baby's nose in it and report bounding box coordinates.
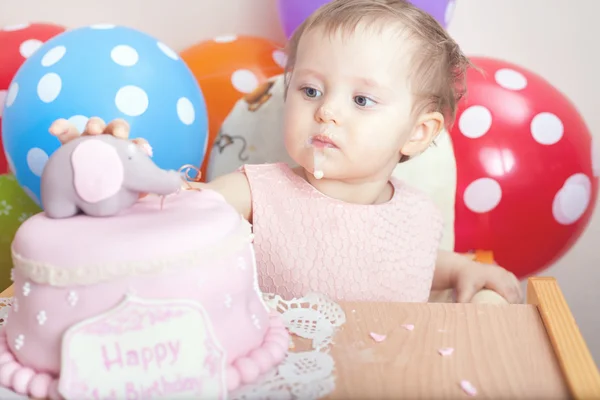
[315,105,338,124]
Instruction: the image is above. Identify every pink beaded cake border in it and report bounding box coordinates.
[0,311,290,398]
[226,311,290,391]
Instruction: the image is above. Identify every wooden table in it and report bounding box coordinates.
[0,277,598,399]
[312,278,600,399]
[0,285,14,298]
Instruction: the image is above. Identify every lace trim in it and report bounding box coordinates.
[11,219,253,287]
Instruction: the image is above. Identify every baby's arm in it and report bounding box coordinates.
[431,249,464,290]
[197,172,253,221]
[411,189,520,303]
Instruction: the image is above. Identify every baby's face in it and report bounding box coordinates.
[284,23,416,181]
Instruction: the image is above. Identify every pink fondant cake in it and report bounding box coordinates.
[0,188,289,399]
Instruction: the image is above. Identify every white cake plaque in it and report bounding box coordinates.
[58,295,227,399]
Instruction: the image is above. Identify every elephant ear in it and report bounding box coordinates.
[71,139,124,203]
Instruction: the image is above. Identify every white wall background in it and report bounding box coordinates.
[2,0,598,364]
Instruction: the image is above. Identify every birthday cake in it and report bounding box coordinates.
[0,135,289,399]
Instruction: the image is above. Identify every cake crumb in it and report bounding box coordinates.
[460,380,477,396]
[369,332,386,342]
[438,347,454,356]
[401,324,414,331]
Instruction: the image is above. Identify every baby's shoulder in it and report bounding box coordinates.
[392,179,444,226]
[237,162,290,174]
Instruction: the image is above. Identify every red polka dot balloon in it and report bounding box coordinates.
[451,56,598,279]
[0,22,66,174]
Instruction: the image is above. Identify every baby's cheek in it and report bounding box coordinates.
[282,131,300,155]
[358,137,397,158]
[284,115,312,148]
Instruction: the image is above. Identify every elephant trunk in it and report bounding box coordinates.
[126,168,182,196]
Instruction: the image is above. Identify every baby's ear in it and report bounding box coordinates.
[400,112,444,158]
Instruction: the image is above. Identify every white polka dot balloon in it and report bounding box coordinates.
[450,56,598,279]
[1,25,208,205]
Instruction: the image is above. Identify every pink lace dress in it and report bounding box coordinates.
[241,163,444,302]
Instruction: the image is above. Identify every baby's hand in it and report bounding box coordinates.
[454,261,522,304]
[49,117,134,144]
[49,117,151,164]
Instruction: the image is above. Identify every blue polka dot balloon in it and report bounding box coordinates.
[1,24,208,206]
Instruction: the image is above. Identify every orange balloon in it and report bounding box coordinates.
[181,35,285,181]
[461,250,496,265]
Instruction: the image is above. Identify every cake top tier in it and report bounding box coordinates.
[11,189,251,287]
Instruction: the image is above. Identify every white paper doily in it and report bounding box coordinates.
[231,292,345,400]
[0,293,345,400]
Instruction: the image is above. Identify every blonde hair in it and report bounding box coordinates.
[284,0,473,161]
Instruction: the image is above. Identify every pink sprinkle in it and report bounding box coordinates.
[460,380,477,396]
[438,347,454,356]
[369,332,386,342]
[401,324,414,331]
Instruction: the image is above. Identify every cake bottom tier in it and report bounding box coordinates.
[1,254,290,399]
[0,313,289,399]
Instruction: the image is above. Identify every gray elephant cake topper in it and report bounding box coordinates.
[40,134,184,219]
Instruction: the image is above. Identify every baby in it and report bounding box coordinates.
[49,0,522,304]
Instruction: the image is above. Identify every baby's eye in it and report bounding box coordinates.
[354,95,376,107]
[303,87,322,98]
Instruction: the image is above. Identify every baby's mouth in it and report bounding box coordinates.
[308,134,338,149]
